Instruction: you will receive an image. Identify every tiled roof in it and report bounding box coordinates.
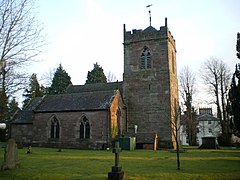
[35,90,118,112]
[12,82,123,123]
[12,111,34,124]
[12,97,43,124]
[66,82,123,94]
[197,114,219,121]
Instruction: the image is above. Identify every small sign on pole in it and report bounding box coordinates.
[0,123,6,129]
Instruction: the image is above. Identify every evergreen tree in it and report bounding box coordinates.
[85,63,107,84]
[0,61,8,121]
[48,64,72,94]
[228,71,240,137]
[0,90,8,121]
[8,98,20,118]
[228,33,240,137]
[23,73,46,108]
[237,33,240,59]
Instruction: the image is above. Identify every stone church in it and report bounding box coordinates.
[11,18,178,149]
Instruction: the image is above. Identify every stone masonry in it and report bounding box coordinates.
[123,18,178,148]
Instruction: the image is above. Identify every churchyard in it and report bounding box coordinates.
[0,143,240,180]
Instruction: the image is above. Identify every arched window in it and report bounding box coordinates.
[85,122,90,139]
[50,117,60,139]
[80,122,84,139]
[140,47,151,69]
[80,116,90,139]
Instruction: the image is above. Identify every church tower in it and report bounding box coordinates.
[123,18,178,148]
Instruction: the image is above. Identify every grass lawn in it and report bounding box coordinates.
[0,144,240,180]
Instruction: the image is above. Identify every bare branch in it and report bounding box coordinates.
[200,57,232,145]
[0,0,45,96]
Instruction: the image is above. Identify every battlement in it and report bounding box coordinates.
[123,18,175,47]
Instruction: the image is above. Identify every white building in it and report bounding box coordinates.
[180,108,221,146]
[196,108,221,146]
[180,124,189,146]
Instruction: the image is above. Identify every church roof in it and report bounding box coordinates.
[12,97,43,124]
[35,90,119,112]
[143,26,158,33]
[12,82,124,123]
[66,81,123,94]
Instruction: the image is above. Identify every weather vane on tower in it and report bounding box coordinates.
[146,4,153,26]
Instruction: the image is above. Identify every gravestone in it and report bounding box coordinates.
[154,133,158,151]
[108,141,124,180]
[1,139,20,170]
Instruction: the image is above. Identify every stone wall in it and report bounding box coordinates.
[123,20,178,148]
[32,111,109,149]
[11,124,33,147]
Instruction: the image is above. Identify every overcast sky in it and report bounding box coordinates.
[31,0,240,107]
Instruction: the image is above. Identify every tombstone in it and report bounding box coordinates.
[1,139,20,170]
[154,133,158,151]
[108,141,124,180]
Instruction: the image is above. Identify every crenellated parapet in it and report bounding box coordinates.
[124,18,176,50]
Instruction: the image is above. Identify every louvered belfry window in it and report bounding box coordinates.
[140,47,151,69]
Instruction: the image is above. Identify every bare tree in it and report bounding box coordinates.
[106,71,117,83]
[40,67,56,87]
[0,0,44,95]
[200,57,232,145]
[179,66,196,103]
[171,103,181,170]
[0,0,44,120]
[179,66,197,145]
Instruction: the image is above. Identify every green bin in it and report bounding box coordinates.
[119,137,136,150]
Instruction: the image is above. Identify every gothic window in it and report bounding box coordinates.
[140,47,151,69]
[80,116,90,139]
[85,122,90,139]
[50,117,60,139]
[80,122,84,139]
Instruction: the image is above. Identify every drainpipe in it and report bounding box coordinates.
[124,105,128,133]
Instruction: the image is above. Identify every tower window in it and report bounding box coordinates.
[140,47,151,69]
[80,116,90,139]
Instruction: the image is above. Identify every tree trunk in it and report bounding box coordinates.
[0,67,8,121]
[176,139,180,170]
